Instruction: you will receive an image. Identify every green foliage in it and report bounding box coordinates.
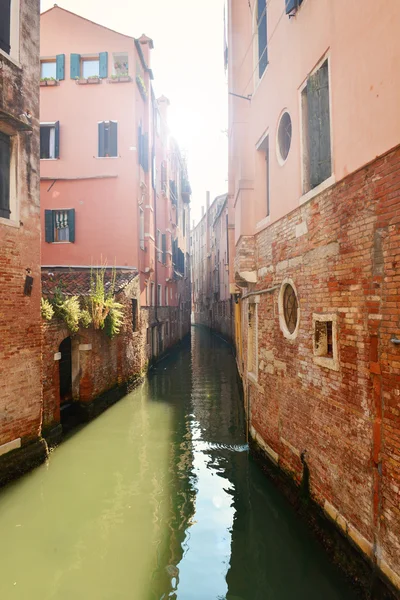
[54,295,81,333]
[80,308,92,328]
[41,297,54,321]
[104,302,124,338]
[89,266,124,336]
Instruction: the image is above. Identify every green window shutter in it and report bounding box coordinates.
[98,122,105,157]
[307,60,331,189]
[162,233,166,264]
[56,54,65,80]
[70,53,80,79]
[54,121,60,158]
[99,52,108,78]
[110,121,118,157]
[68,209,75,242]
[0,0,11,54]
[45,210,54,242]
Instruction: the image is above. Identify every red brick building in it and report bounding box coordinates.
[0,0,44,485]
[228,0,400,593]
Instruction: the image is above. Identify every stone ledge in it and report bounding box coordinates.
[0,438,48,489]
[249,436,399,600]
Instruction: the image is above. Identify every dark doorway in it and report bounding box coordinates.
[59,337,72,404]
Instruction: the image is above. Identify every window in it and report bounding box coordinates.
[150,282,155,306]
[313,314,339,371]
[0,0,11,54]
[44,209,75,243]
[257,134,270,217]
[40,55,65,81]
[0,132,11,219]
[41,60,56,79]
[157,229,162,262]
[137,124,149,171]
[40,122,60,159]
[157,284,162,306]
[165,286,168,306]
[256,0,268,79]
[247,302,258,377]
[139,207,145,250]
[301,59,332,191]
[132,299,138,332]
[183,208,186,237]
[278,279,300,339]
[283,284,298,333]
[70,52,108,79]
[277,111,292,163]
[285,0,303,16]
[98,121,118,157]
[113,52,129,76]
[162,233,166,264]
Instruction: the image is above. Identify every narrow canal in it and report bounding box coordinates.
[0,327,359,600]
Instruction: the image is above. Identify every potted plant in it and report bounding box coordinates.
[75,76,88,85]
[87,75,101,84]
[40,77,58,87]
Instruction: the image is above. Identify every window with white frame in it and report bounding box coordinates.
[82,56,99,78]
[301,59,332,192]
[40,59,56,79]
[0,0,19,60]
[40,122,60,159]
[157,229,162,262]
[255,0,267,80]
[257,134,270,217]
[112,52,129,76]
[313,313,339,371]
[98,121,118,157]
[44,209,75,243]
[165,286,168,306]
[0,132,11,219]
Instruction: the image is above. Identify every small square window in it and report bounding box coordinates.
[82,58,99,79]
[113,52,129,76]
[313,314,339,371]
[132,299,138,332]
[41,60,56,79]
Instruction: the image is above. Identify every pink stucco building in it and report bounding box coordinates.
[40,6,191,360]
[228,0,400,594]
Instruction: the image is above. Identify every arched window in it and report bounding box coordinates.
[256,0,268,79]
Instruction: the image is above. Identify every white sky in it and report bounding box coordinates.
[40,0,228,225]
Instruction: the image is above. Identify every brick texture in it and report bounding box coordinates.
[239,145,400,585]
[0,0,41,449]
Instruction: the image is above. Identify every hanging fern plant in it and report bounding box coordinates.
[88,266,124,336]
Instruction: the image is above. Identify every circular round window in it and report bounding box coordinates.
[278,279,300,339]
[277,111,292,163]
[283,284,298,333]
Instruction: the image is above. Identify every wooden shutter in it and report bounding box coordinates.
[162,233,166,264]
[70,53,81,79]
[68,209,75,242]
[257,0,267,78]
[56,54,65,80]
[307,60,331,189]
[285,0,303,13]
[44,210,54,242]
[54,121,60,158]
[0,132,10,219]
[99,52,108,78]
[98,122,105,157]
[0,0,11,54]
[109,121,118,157]
[142,133,149,172]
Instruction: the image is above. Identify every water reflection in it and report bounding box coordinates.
[0,328,359,600]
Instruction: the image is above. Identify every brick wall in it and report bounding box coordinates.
[42,277,145,430]
[0,0,41,450]
[238,145,400,590]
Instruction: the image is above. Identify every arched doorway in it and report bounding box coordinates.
[59,337,72,404]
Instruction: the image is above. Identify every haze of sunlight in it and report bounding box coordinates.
[40,0,228,225]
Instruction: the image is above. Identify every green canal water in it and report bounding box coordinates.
[0,327,359,600]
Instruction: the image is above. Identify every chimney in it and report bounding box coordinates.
[138,34,154,69]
